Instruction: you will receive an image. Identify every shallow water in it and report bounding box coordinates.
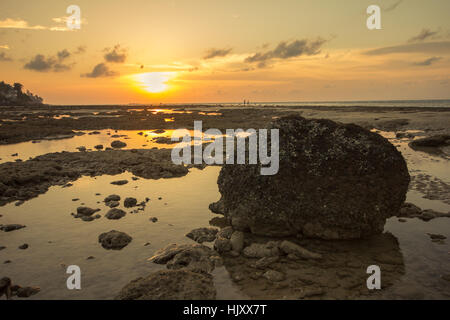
[0,129,449,299]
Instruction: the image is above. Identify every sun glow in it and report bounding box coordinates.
[132,72,176,93]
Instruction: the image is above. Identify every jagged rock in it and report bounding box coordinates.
[279,240,322,260]
[212,115,410,239]
[98,230,132,250]
[105,208,126,220]
[186,227,218,243]
[242,242,280,258]
[115,270,216,300]
[148,243,220,274]
[124,197,137,208]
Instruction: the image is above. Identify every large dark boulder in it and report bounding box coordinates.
[211,115,410,239]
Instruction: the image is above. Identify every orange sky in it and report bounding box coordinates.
[0,0,449,104]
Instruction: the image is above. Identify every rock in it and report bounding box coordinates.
[409,135,450,148]
[15,200,25,206]
[76,207,100,216]
[0,246,5,251]
[242,242,280,258]
[217,226,233,239]
[0,277,12,299]
[94,144,103,150]
[98,230,132,250]
[124,197,137,208]
[230,231,244,253]
[115,270,215,300]
[212,115,410,239]
[1,224,26,232]
[87,256,95,260]
[263,270,285,282]
[105,194,121,202]
[76,146,86,152]
[186,227,218,243]
[152,129,165,134]
[427,233,446,240]
[279,240,322,260]
[214,237,232,253]
[149,243,220,273]
[253,256,279,269]
[398,202,422,217]
[106,200,120,208]
[297,287,325,298]
[105,208,126,220]
[18,243,29,250]
[111,180,128,185]
[16,286,40,298]
[149,217,158,223]
[111,140,127,148]
[209,201,225,214]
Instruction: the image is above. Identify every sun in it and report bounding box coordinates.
[132,72,175,93]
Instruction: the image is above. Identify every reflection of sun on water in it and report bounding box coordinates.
[132,72,176,93]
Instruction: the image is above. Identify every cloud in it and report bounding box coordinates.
[24,49,75,72]
[0,18,46,30]
[0,52,12,61]
[363,41,450,55]
[384,0,403,12]
[74,46,86,54]
[0,18,76,32]
[104,45,127,63]
[203,48,233,59]
[245,38,327,68]
[408,29,439,43]
[82,63,118,78]
[412,56,442,66]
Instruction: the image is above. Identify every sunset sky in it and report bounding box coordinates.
[0,0,449,104]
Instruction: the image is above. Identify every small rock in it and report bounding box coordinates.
[15,200,25,206]
[149,217,158,223]
[16,286,40,298]
[427,233,446,240]
[105,208,126,220]
[94,144,103,150]
[106,200,120,208]
[18,243,29,250]
[214,237,232,253]
[105,194,121,202]
[76,207,100,216]
[111,140,127,148]
[0,224,26,232]
[124,197,137,208]
[98,230,132,250]
[111,180,128,185]
[76,146,86,152]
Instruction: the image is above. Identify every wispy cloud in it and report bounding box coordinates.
[245,38,327,68]
[363,41,450,55]
[203,48,233,60]
[383,0,403,12]
[408,28,440,43]
[0,17,81,32]
[82,63,118,78]
[412,56,442,66]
